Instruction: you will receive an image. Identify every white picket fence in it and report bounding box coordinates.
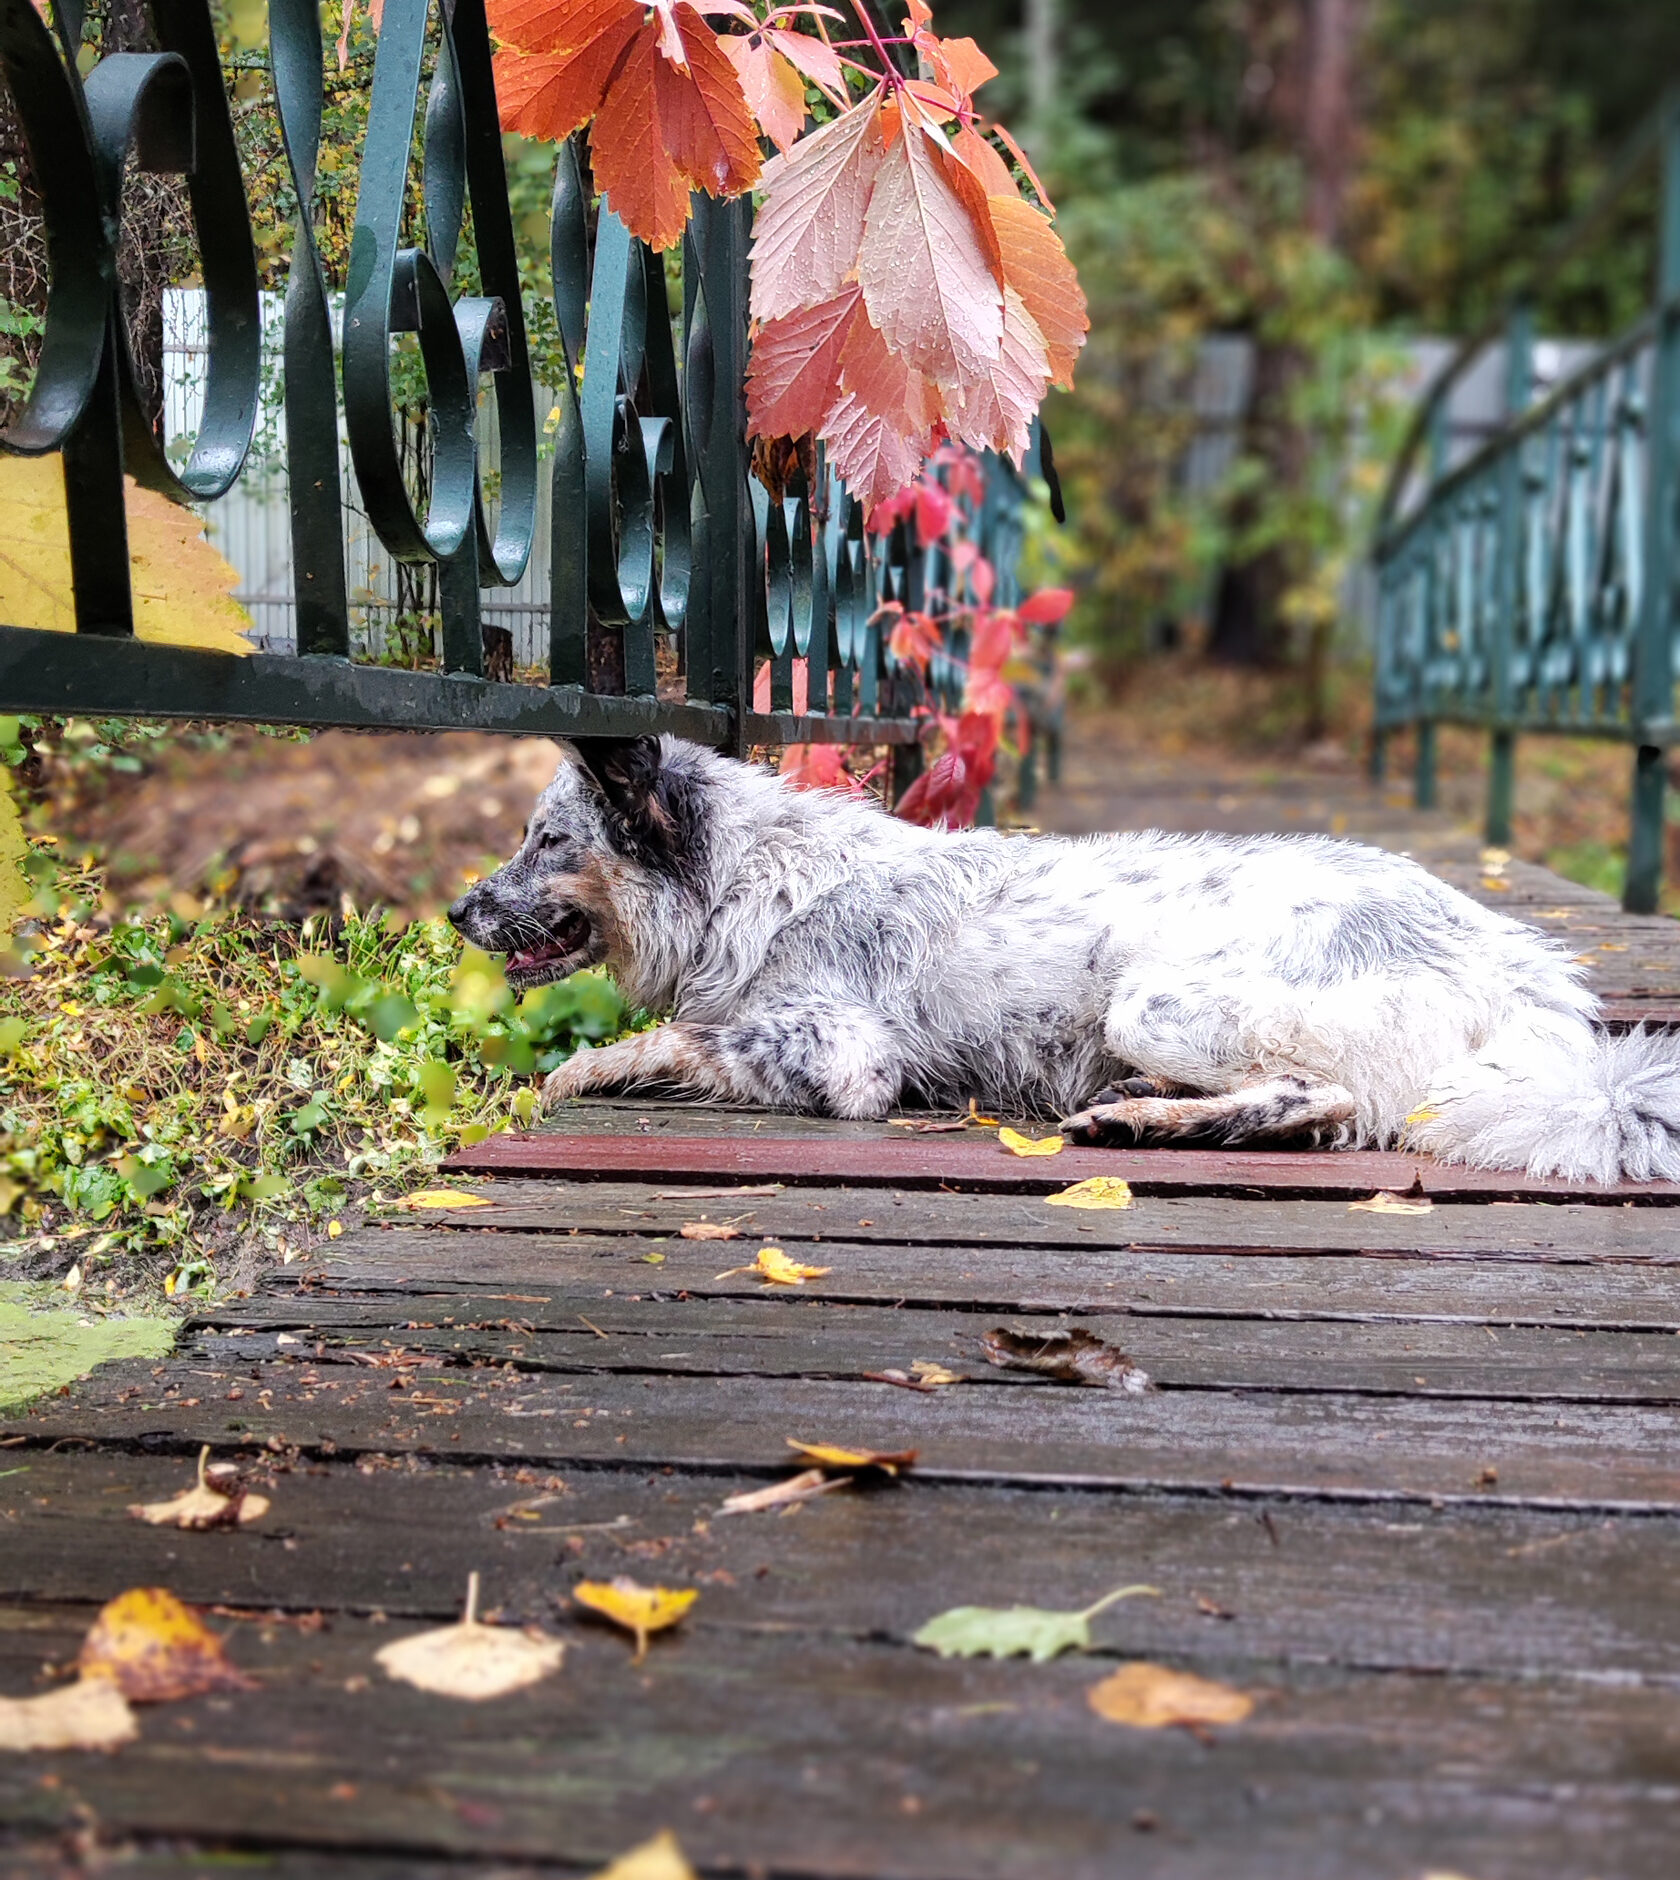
[164,289,556,664]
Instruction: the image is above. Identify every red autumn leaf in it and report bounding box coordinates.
[823,389,930,517]
[966,668,1015,720]
[952,122,1017,199]
[969,606,1017,673]
[887,607,943,677]
[494,0,759,251]
[746,288,864,440]
[762,17,847,96]
[722,32,809,152]
[751,91,886,324]
[988,193,1088,390]
[895,713,999,828]
[1018,586,1075,625]
[867,485,918,536]
[856,99,1003,389]
[914,477,954,546]
[968,552,995,605]
[902,0,997,106]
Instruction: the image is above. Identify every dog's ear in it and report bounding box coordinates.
[574,737,670,857]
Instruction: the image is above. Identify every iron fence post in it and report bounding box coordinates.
[1627,90,1680,912]
[1414,404,1449,811]
[1486,301,1533,847]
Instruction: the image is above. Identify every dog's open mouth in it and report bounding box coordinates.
[503,909,594,987]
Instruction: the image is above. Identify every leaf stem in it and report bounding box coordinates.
[463,1569,481,1627]
[846,2,905,89]
[1079,1583,1162,1621]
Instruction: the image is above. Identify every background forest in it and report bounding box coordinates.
[947,0,1680,742]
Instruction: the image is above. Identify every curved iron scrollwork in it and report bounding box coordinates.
[0,0,1030,759]
[0,0,260,633]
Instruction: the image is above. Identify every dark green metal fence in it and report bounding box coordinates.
[1373,92,1680,913]
[0,0,1038,766]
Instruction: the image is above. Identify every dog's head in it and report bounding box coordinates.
[447,736,700,992]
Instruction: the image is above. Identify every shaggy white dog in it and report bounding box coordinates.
[448,736,1680,1183]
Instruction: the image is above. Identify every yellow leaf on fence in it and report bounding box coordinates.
[998,1127,1064,1157]
[1045,1177,1133,1210]
[0,454,253,656]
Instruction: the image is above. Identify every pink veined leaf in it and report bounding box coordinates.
[965,668,1014,719]
[751,90,885,324]
[1018,586,1075,625]
[836,305,939,438]
[949,285,1051,464]
[821,389,932,516]
[969,607,1017,673]
[764,22,847,100]
[650,0,689,64]
[856,99,1004,388]
[747,288,864,439]
[781,743,865,793]
[722,32,810,151]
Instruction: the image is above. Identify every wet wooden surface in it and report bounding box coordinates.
[6,1094,1680,1876]
[5,752,1680,1876]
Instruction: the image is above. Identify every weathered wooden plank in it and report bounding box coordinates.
[445,1132,1680,1201]
[185,1304,1680,1404]
[12,1358,1680,1510]
[1,1604,1676,1879]
[8,1455,1678,1686]
[206,1244,1680,1331]
[348,1186,1680,1258]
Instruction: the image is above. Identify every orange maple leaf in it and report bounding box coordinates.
[987,194,1088,390]
[746,287,865,440]
[493,0,759,251]
[721,17,847,153]
[950,286,1052,463]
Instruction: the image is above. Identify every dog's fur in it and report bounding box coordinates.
[448,735,1680,1183]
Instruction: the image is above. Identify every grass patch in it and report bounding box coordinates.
[0,848,630,1305]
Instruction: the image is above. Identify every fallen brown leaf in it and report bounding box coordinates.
[375,1572,564,1700]
[679,1221,739,1241]
[129,1445,270,1531]
[78,1588,252,1701]
[1087,1661,1254,1730]
[0,1677,138,1753]
[717,1469,851,1516]
[983,1326,1150,1393]
[909,1360,964,1386]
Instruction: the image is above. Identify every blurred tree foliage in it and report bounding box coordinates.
[942,1,1680,726]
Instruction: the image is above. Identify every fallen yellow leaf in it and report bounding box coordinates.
[999,1127,1064,1157]
[1045,1176,1133,1210]
[1405,1106,1441,1126]
[376,1572,564,1701]
[0,1677,137,1753]
[785,1438,917,1476]
[78,1588,252,1701]
[327,1219,344,1239]
[753,1246,830,1285]
[572,1578,698,1663]
[0,452,253,655]
[589,1831,699,1880]
[1348,1191,1434,1216]
[129,1446,270,1531]
[388,1189,493,1210]
[1087,1661,1254,1730]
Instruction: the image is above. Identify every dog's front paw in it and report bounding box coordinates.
[1059,1100,1148,1146]
[541,1057,590,1111]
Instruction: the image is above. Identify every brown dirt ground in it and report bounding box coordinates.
[40,728,564,921]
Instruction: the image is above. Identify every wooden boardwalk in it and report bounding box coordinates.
[4,752,1680,1877]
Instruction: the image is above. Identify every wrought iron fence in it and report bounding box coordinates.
[1372,93,1680,913]
[0,0,1044,775]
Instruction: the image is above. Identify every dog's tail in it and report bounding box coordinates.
[1406,1015,1680,1183]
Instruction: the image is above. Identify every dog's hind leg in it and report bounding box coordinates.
[1060,1075,1356,1148]
[541,1023,746,1110]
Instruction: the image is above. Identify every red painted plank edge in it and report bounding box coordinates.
[445,1131,1680,1203]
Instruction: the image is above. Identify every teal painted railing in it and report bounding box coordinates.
[1372,93,1680,912]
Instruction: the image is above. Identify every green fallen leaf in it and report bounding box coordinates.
[912,1583,1160,1663]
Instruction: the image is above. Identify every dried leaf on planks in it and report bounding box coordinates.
[376,1572,564,1701]
[572,1578,698,1664]
[1087,1661,1255,1731]
[78,1587,252,1701]
[786,1437,918,1477]
[129,1445,270,1531]
[717,1469,851,1516]
[983,1326,1150,1393]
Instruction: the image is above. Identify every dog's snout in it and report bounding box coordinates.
[447,885,481,931]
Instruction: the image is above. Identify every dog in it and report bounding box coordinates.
[447,735,1680,1182]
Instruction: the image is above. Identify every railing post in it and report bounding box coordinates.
[1627,90,1680,912]
[1414,403,1450,811]
[1486,301,1532,847]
